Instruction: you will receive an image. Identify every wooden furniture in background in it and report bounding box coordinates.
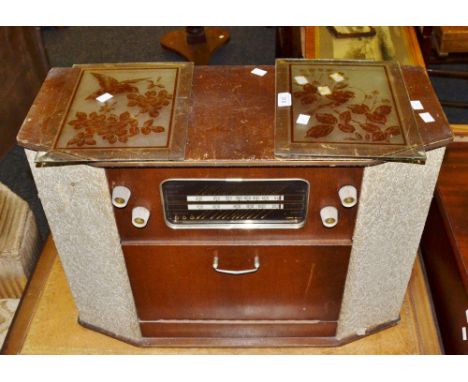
[1,237,441,354]
[0,27,48,300]
[417,26,468,109]
[434,27,468,56]
[421,140,468,354]
[302,26,425,66]
[160,27,230,65]
[0,27,48,160]
[276,27,302,58]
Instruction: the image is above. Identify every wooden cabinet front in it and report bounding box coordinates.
[107,167,362,246]
[110,166,359,339]
[123,244,350,337]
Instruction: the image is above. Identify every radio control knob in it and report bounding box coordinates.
[132,207,150,228]
[112,186,131,208]
[320,206,338,228]
[338,185,358,208]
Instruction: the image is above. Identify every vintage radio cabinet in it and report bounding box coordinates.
[17,60,452,346]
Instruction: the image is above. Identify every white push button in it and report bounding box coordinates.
[338,185,358,208]
[132,207,150,228]
[320,206,338,228]
[112,186,131,208]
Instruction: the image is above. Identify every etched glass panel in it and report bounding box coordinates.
[275,59,426,163]
[36,62,193,163]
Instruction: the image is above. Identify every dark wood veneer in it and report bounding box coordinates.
[106,166,363,245]
[139,321,337,339]
[109,166,359,339]
[421,142,468,354]
[124,244,350,339]
[18,65,452,165]
[123,245,350,321]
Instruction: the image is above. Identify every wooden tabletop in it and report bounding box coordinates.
[1,237,441,354]
[434,141,468,293]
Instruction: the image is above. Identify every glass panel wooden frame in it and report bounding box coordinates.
[275,59,426,163]
[36,62,193,164]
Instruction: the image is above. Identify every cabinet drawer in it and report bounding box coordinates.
[123,245,350,322]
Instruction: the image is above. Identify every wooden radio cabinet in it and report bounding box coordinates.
[106,166,362,339]
[18,61,452,346]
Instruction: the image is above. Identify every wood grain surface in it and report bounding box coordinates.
[17,65,452,166]
[124,244,350,339]
[160,27,230,65]
[1,237,441,354]
[421,142,468,354]
[434,27,468,54]
[106,167,362,245]
[0,27,48,159]
[433,143,468,289]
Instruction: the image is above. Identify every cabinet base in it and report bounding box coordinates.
[77,317,399,348]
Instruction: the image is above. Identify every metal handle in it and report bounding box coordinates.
[212,255,260,275]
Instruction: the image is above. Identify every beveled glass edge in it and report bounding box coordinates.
[36,62,194,164]
[274,59,427,164]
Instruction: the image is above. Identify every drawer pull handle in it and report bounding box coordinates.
[212,256,260,275]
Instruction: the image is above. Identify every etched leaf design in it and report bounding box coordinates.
[326,90,354,104]
[360,123,381,133]
[66,107,165,148]
[301,94,317,105]
[374,105,392,116]
[151,126,165,133]
[366,112,387,124]
[316,113,337,124]
[348,104,370,114]
[143,119,154,128]
[303,84,318,93]
[306,124,334,138]
[119,111,131,121]
[338,123,355,133]
[339,110,352,123]
[334,82,348,90]
[371,131,388,141]
[385,126,401,136]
